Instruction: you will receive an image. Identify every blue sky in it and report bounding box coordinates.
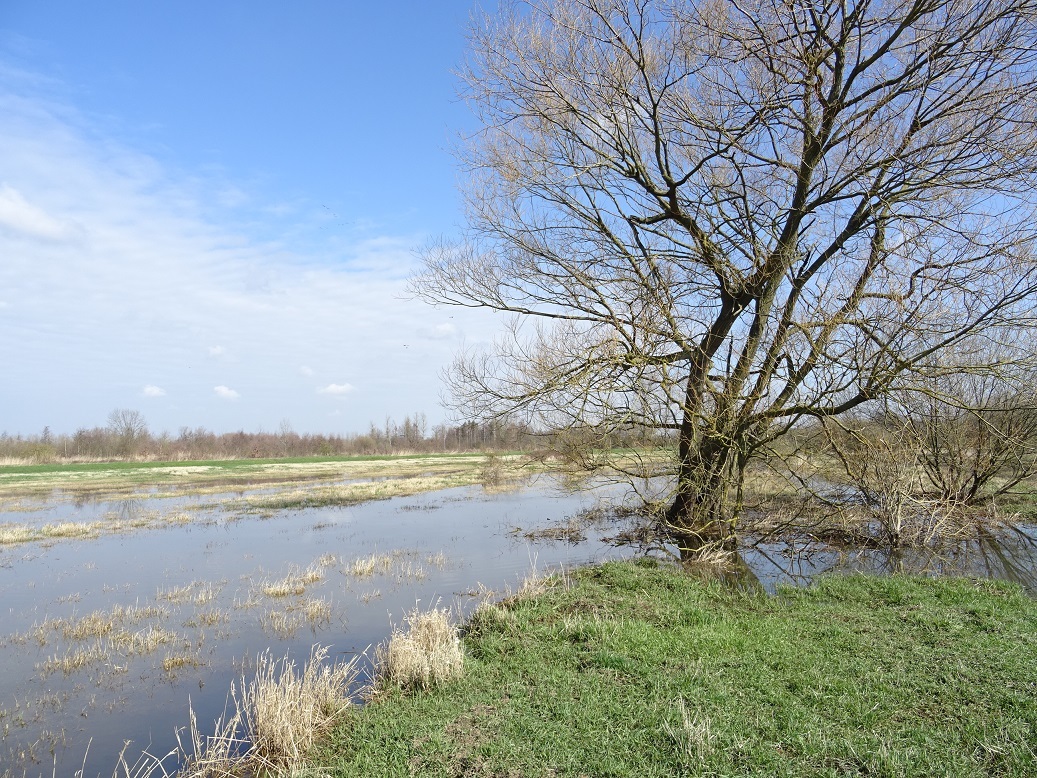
[0,1,501,436]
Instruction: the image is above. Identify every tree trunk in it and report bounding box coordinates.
[664,429,740,548]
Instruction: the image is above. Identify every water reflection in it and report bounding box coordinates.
[671,524,1037,595]
[610,509,1037,596]
[827,524,1037,592]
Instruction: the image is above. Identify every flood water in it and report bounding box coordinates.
[0,476,636,775]
[1,476,1036,776]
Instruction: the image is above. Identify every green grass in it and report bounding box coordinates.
[319,561,1037,777]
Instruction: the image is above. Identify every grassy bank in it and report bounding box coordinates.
[320,561,1037,777]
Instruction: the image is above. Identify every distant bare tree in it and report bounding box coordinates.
[106,408,149,457]
[412,0,1037,545]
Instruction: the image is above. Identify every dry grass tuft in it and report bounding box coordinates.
[376,606,464,691]
[175,646,358,775]
[40,521,95,538]
[302,598,333,624]
[239,646,357,768]
[261,598,334,638]
[425,550,449,568]
[36,641,111,676]
[679,543,743,581]
[183,609,226,628]
[664,698,716,764]
[260,609,300,639]
[120,626,180,654]
[162,651,204,674]
[347,550,430,582]
[157,581,221,606]
[262,575,308,598]
[0,524,36,544]
[122,646,358,776]
[260,561,328,598]
[59,610,116,640]
[348,552,394,577]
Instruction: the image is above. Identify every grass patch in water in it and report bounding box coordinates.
[0,453,532,504]
[259,561,328,598]
[345,550,437,583]
[0,511,204,547]
[260,597,334,639]
[320,560,1037,777]
[157,580,222,606]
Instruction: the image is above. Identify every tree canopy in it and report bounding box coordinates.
[412,0,1037,543]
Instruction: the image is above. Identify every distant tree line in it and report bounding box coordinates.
[0,410,549,464]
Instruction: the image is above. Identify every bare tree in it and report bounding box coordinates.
[412,0,1037,545]
[106,408,149,457]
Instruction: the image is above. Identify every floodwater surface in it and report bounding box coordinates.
[1,474,1036,776]
[0,476,632,775]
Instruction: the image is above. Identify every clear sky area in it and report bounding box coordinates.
[0,1,501,436]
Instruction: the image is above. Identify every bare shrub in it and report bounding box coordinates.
[479,453,503,486]
[825,418,971,547]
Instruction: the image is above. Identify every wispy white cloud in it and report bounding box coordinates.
[142,385,166,397]
[317,383,354,396]
[0,64,502,435]
[0,182,75,240]
[425,322,458,340]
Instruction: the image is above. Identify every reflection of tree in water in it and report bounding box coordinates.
[609,512,1037,595]
[676,544,765,593]
[971,526,1037,592]
[747,526,1037,595]
[113,498,144,521]
[846,524,1037,597]
[72,492,101,509]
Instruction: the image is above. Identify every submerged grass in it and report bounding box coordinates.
[320,560,1037,777]
[16,603,169,648]
[345,550,439,583]
[260,598,334,639]
[35,626,184,676]
[0,511,204,547]
[157,580,222,606]
[259,561,329,598]
[231,460,530,511]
